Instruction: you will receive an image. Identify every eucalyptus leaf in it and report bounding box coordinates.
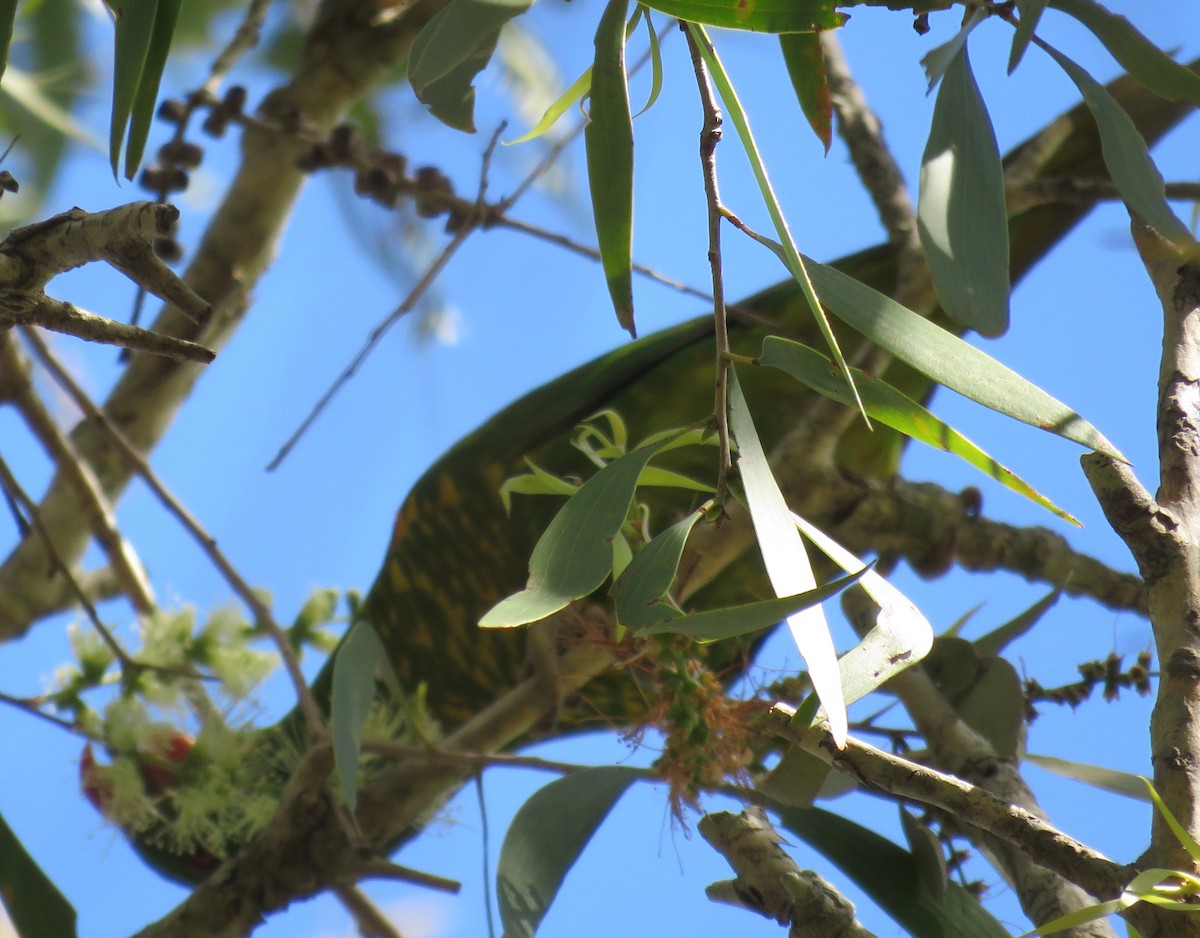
[331,622,402,813]
[586,0,636,336]
[505,65,591,145]
[760,337,1078,522]
[729,370,846,744]
[123,0,182,178]
[0,0,16,83]
[1009,0,1049,73]
[1050,0,1200,104]
[1046,44,1193,246]
[481,439,669,628]
[779,31,831,153]
[919,41,1011,338]
[641,0,843,34]
[610,508,702,630]
[498,766,640,938]
[973,588,1060,658]
[793,513,934,704]
[920,8,986,90]
[108,0,158,177]
[1026,753,1150,801]
[408,0,533,133]
[0,809,78,938]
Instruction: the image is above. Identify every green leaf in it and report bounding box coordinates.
[973,588,1060,657]
[632,6,664,119]
[639,570,865,640]
[331,622,402,813]
[610,508,703,630]
[899,808,947,903]
[772,804,1011,938]
[1,66,101,150]
[123,0,181,178]
[642,0,842,33]
[108,0,158,177]
[792,513,933,704]
[1026,753,1150,801]
[956,656,1025,757]
[0,809,77,938]
[759,337,1078,523]
[504,64,591,145]
[408,0,533,133]
[1141,776,1200,864]
[687,23,863,419]
[1049,0,1200,104]
[1009,0,1049,73]
[729,370,846,745]
[1045,44,1193,246]
[481,439,669,627]
[797,254,1124,459]
[0,0,17,83]
[919,41,1011,338]
[586,0,636,336]
[778,31,832,153]
[497,766,640,938]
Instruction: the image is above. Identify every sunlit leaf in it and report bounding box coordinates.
[919,41,1010,337]
[331,622,402,813]
[586,0,636,336]
[505,65,592,145]
[729,370,846,745]
[498,767,640,938]
[481,439,669,627]
[641,0,842,33]
[610,508,703,629]
[1050,0,1200,104]
[408,0,533,133]
[759,337,1077,522]
[0,809,77,938]
[781,251,1123,459]
[1142,776,1200,864]
[1,66,101,150]
[633,6,663,118]
[1026,753,1149,801]
[792,513,934,704]
[1045,44,1193,246]
[778,31,831,153]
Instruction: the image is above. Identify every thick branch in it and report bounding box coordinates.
[701,808,875,938]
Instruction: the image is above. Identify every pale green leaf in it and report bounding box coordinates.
[586,0,635,336]
[1050,0,1200,104]
[919,41,1011,337]
[792,513,934,704]
[1009,0,1049,73]
[498,766,640,938]
[123,0,182,178]
[331,622,402,812]
[505,65,591,145]
[759,337,1078,522]
[1026,753,1150,801]
[1142,776,1200,863]
[610,509,703,630]
[729,370,846,745]
[108,0,158,177]
[973,588,1061,658]
[1046,44,1193,246]
[920,8,986,90]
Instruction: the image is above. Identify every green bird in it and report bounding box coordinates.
[84,67,1195,882]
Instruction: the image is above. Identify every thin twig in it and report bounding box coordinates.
[361,740,613,776]
[266,125,506,471]
[684,24,734,505]
[204,0,274,95]
[18,326,325,739]
[0,689,89,734]
[0,333,155,613]
[0,452,132,668]
[332,886,403,938]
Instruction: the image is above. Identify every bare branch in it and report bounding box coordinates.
[701,808,876,938]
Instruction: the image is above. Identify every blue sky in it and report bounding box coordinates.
[3,2,1200,936]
